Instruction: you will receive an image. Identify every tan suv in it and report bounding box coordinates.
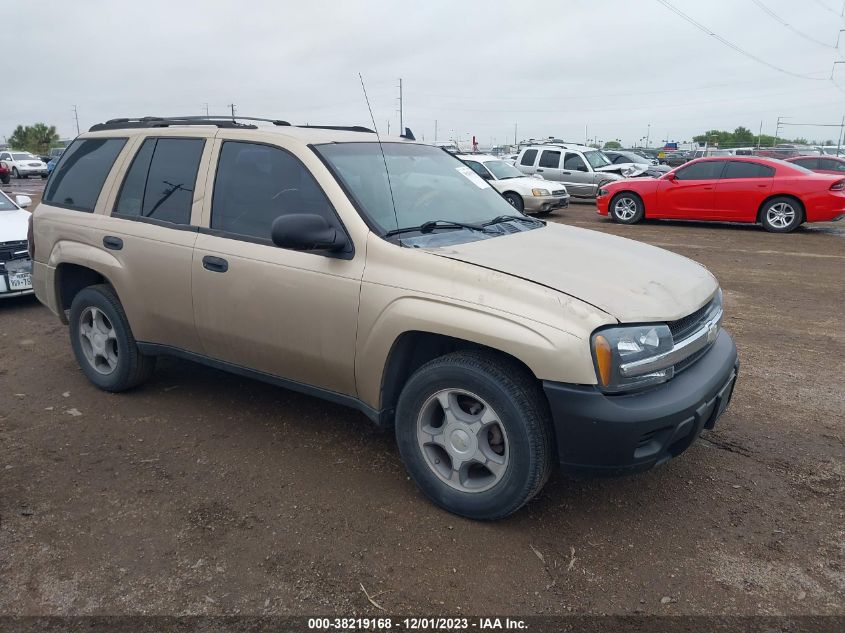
[31,116,739,520]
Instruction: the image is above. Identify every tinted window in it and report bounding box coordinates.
[464,161,490,178]
[539,150,561,168]
[674,160,726,180]
[820,158,845,172]
[43,138,127,212]
[520,149,538,166]
[114,138,204,224]
[563,152,587,171]
[792,158,818,169]
[722,161,775,179]
[212,141,336,240]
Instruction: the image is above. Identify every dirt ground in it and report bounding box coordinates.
[1,191,843,617]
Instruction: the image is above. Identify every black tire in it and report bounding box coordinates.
[395,350,554,520]
[0,175,8,185]
[760,196,804,233]
[534,209,554,217]
[68,284,155,392]
[609,192,644,224]
[503,192,524,213]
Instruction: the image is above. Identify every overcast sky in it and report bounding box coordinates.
[3,0,845,147]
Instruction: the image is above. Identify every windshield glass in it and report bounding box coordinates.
[584,151,611,168]
[315,143,519,234]
[483,159,524,179]
[618,152,648,164]
[0,192,18,211]
[12,153,35,161]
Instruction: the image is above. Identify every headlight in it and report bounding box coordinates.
[531,188,550,196]
[591,324,674,393]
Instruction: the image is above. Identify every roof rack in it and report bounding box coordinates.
[88,116,376,134]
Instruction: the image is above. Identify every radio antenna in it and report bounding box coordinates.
[359,73,399,232]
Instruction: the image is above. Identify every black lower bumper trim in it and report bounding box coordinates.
[543,331,738,474]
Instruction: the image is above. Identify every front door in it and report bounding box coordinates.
[561,152,594,197]
[191,138,364,396]
[656,160,726,219]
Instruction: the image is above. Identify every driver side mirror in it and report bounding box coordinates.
[271,214,348,253]
[663,172,677,181]
[15,195,32,209]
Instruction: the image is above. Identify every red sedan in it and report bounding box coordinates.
[785,154,845,176]
[596,156,845,233]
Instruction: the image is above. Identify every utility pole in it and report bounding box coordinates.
[397,78,403,134]
[757,120,763,149]
[203,103,210,116]
[387,120,390,135]
[775,116,784,143]
[646,123,651,148]
[514,122,517,146]
[227,103,236,119]
[434,120,438,143]
[72,105,80,135]
[838,115,844,155]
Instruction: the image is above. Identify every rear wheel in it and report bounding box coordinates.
[760,197,803,233]
[395,350,553,520]
[69,284,155,392]
[610,192,644,224]
[12,167,20,179]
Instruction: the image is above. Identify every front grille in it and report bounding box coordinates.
[551,190,567,197]
[668,296,722,375]
[0,241,29,273]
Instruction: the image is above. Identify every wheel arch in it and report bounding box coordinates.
[52,245,125,323]
[756,193,805,223]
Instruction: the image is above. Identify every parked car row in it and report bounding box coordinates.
[0,190,34,297]
[0,150,48,179]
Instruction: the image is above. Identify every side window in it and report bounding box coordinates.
[563,152,587,171]
[793,158,818,169]
[464,161,490,178]
[613,155,628,164]
[43,138,127,212]
[0,153,9,161]
[538,150,561,168]
[721,161,775,179]
[520,149,538,166]
[674,161,725,180]
[211,141,337,241]
[820,158,845,171]
[114,138,205,224]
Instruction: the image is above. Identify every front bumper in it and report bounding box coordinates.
[543,330,738,474]
[17,167,47,176]
[524,194,570,213]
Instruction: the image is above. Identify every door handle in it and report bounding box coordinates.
[561,171,572,175]
[202,255,228,273]
[536,168,544,172]
[102,236,123,250]
[703,186,714,190]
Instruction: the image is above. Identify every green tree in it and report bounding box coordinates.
[732,126,755,145]
[7,123,60,154]
[603,140,622,149]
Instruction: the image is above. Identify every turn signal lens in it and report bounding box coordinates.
[594,335,613,386]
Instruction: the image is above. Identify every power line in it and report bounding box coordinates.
[750,0,835,48]
[655,0,829,80]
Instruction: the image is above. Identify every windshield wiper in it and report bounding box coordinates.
[384,220,491,238]
[483,214,542,227]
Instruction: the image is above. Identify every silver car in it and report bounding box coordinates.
[514,144,628,199]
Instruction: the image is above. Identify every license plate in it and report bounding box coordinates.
[8,272,32,290]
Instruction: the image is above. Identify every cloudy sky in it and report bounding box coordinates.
[3,0,845,147]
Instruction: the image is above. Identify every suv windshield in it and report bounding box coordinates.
[584,151,611,168]
[483,160,524,179]
[12,153,35,161]
[315,143,521,235]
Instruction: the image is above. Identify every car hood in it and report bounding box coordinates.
[0,207,30,242]
[423,222,717,322]
[595,163,649,177]
[495,176,567,192]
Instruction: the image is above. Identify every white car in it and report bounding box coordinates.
[457,153,569,215]
[0,150,48,179]
[0,190,34,297]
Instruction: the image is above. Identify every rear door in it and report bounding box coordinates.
[656,160,726,219]
[98,132,213,351]
[534,149,563,182]
[516,149,539,175]
[713,160,775,221]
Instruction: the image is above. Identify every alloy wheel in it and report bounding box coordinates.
[614,196,637,220]
[766,202,796,229]
[78,306,119,375]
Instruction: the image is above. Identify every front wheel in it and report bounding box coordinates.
[12,167,20,179]
[395,350,553,520]
[69,284,155,392]
[609,192,644,224]
[503,192,524,213]
[760,197,803,233]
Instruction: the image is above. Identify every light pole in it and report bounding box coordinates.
[645,123,651,148]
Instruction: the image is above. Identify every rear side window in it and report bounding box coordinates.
[791,158,818,170]
[675,160,725,180]
[211,141,336,241]
[820,158,845,172]
[114,138,205,225]
[520,149,538,166]
[43,138,127,212]
[721,161,775,179]
[539,150,561,168]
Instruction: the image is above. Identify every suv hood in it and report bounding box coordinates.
[595,163,649,177]
[424,222,717,322]
[0,207,30,241]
